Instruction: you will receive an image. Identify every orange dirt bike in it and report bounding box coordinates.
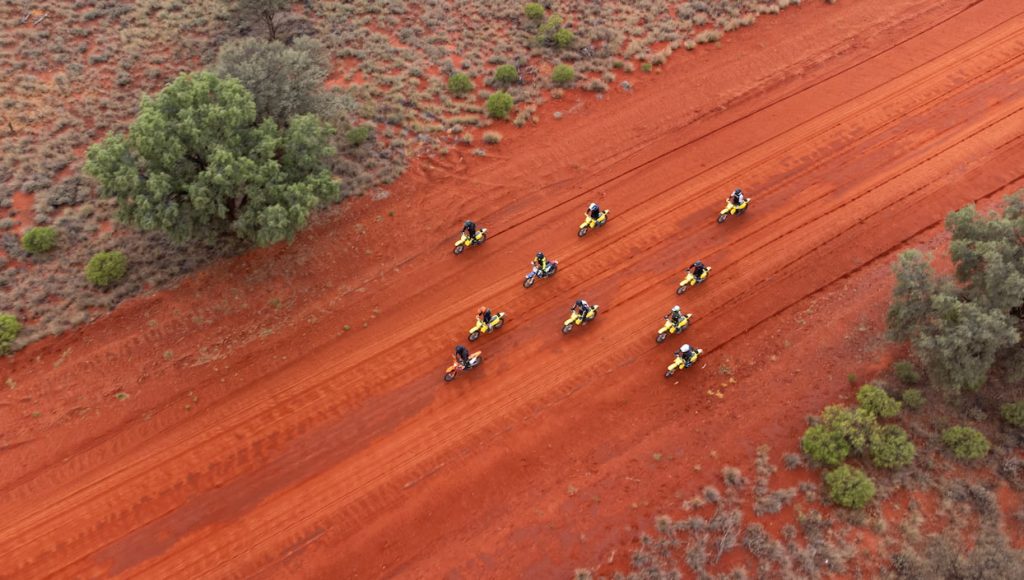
[523,260,558,288]
[665,348,703,378]
[453,228,488,255]
[717,197,751,224]
[656,313,692,343]
[444,351,483,382]
[677,266,711,295]
[562,305,600,334]
[468,311,506,341]
[578,209,610,237]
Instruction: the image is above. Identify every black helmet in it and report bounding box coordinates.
[733,188,742,195]
[694,260,704,267]
[536,252,544,260]
[464,220,473,228]
[575,299,584,308]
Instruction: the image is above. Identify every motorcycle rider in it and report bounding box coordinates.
[666,305,688,327]
[454,344,472,369]
[587,202,602,222]
[688,260,709,281]
[677,343,699,368]
[533,252,550,276]
[573,299,592,321]
[477,306,494,329]
[462,220,478,242]
[729,188,746,208]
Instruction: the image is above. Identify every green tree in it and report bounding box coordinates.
[486,91,514,119]
[85,72,339,247]
[856,384,902,418]
[447,73,474,96]
[85,251,128,288]
[868,425,916,469]
[493,64,519,86]
[941,426,990,460]
[946,198,1024,313]
[21,226,58,254]
[824,465,875,509]
[0,313,21,355]
[524,2,545,22]
[227,0,290,41]
[551,63,575,87]
[887,250,939,341]
[214,36,330,127]
[912,293,1018,392]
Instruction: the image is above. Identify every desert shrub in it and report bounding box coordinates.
[887,250,940,341]
[524,2,545,22]
[554,28,575,48]
[493,64,519,86]
[1001,402,1024,428]
[869,425,916,469]
[214,36,330,127]
[893,360,921,385]
[486,91,514,119]
[345,125,371,147]
[801,424,851,468]
[0,313,21,354]
[482,131,502,144]
[447,73,474,96]
[21,226,58,254]
[941,426,990,460]
[551,64,575,87]
[641,62,653,72]
[857,384,902,418]
[901,388,925,410]
[824,465,875,509]
[226,0,290,41]
[801,405,878,467]
[85,72,339,247]
[85,251,128,288]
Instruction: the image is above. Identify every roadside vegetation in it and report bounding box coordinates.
[0,0,819,352]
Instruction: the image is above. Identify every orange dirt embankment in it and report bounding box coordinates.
[2,0,1024,577]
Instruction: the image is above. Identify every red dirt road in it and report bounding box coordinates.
[3,0,1024,577]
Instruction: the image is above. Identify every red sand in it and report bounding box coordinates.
[2,0,1024,577]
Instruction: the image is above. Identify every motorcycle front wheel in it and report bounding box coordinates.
[664,369,676,378]
[717,213,727,224]
[453,244,465,255]
[656,332,668,343]
[468,331,481,342]
[444,372,457,382]
[676,285,687,295]
[561,324,574,335]
[523,276,535,288]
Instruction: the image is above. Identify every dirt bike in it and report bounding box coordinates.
[468,311,506,341]
[656,313,692,343]
[562,305,600,334]
[665,348,703,378]
[453,228,488,255]
[578,209,610,237]
[717,197,751,224]
[523,260,558,288]
[444,351,483,382]
[677,266,711,295]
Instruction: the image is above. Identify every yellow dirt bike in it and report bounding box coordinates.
[677,266,711,295]
[656,313,692,343]
[717,197,751,224]
[468,311,506,341]
[578,209,610,237]
[453,228,488,255]
[562,305,600,334]
[665,348,703,378]
[444,351,483,382]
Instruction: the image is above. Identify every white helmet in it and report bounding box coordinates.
[672,305,681,312]
[681,344,691,352]
[588,202,598,211]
